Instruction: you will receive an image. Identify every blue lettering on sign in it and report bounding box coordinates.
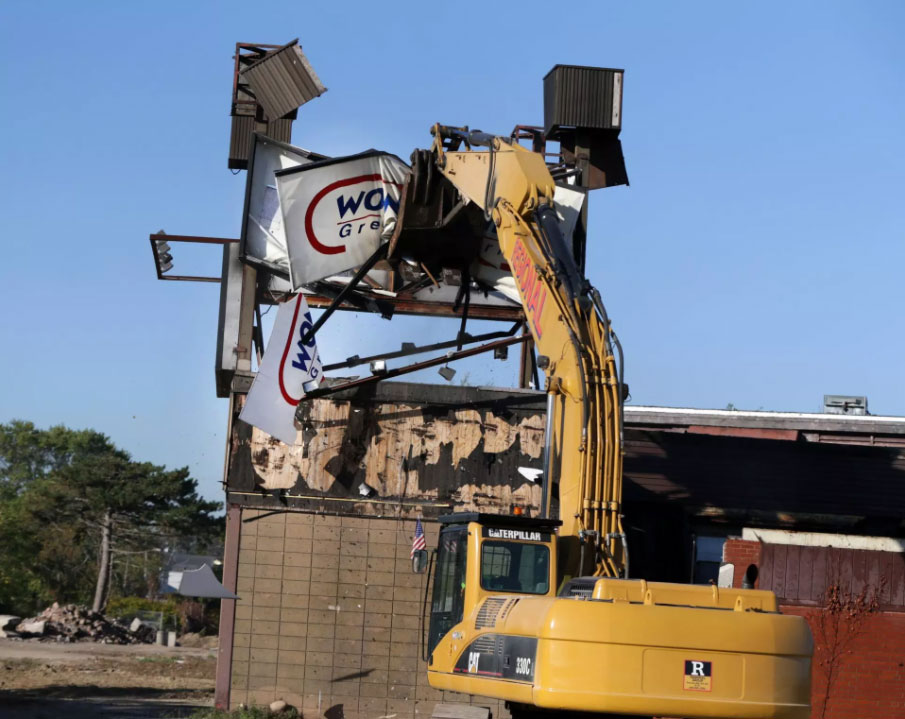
[383,193,399,213]
[336,193,364,218]
[364,189,383,211]
[337,189,400,218]
[292,312,318,373]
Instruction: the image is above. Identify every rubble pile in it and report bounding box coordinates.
[14,603,154,644]
[0,615,20,638]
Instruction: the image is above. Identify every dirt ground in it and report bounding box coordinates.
[0,637,216,718]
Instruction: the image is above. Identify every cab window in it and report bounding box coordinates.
[481,541,550,594]
[427,528,468,654]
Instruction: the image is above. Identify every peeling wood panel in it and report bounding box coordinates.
[229,392,545,516]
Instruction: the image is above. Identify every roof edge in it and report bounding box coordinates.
[625,405,905,434]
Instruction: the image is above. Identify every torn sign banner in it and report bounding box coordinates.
[239,134,325,276]
[238,294,322,445]
[275,151,409,290]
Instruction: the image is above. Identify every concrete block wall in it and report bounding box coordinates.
[226,507,509,718]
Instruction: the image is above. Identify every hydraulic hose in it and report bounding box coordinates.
[540,391,555,519]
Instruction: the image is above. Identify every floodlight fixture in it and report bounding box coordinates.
[149,233,236,283]
[494,345,509,360]
[438,366,456,382]
[370,359,388,375]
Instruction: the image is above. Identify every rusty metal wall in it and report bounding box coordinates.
[759,543,905,609]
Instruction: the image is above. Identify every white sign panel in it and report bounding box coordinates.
[471,185,585,302]
[276,151,409,289]
[239,294,322,445]
[240,134,324,275]
[471,232,519,304]
[552,184,586,244]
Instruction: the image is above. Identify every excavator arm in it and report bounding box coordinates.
[396,124,626,578]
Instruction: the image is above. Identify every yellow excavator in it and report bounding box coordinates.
[390,124,813,719]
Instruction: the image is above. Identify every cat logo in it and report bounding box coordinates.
[683,660,712,692]
[468,652,480,673]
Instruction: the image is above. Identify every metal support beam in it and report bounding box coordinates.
[573,129,591,274]
[300,335,530,401]
[518,325,537,389]
[149,234,239,283]
[214,503,241,709]
[236,264,257,373]
[322,322,522,372]
[300,244,389,347]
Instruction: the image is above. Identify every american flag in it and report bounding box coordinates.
[411,518,426,557]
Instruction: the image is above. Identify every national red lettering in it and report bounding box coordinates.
[512,239,546,338]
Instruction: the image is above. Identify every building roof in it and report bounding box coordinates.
[626,405,905,440]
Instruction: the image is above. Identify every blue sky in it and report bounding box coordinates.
[2,1,903,501]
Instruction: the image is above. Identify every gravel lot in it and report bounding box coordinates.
[0,637,216,718]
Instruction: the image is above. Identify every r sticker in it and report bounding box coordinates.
[683,660,712,692]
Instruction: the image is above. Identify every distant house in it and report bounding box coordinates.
[160,552,234,599]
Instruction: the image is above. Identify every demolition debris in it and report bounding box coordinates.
[11,603,154,644]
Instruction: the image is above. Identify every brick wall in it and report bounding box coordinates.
[723,538,763,588]
[225,507,509,719]
[724,538,905,718]
[783,606,905,719]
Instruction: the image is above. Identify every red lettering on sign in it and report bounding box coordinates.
[304,174,402,255]
[512,239,545,339]
[278,295,306,406]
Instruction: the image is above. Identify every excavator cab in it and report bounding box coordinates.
[426,513,560,658]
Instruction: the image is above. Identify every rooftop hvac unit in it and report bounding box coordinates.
[823,395,869,415]
[542,65,628,190]
[544,65,624,136]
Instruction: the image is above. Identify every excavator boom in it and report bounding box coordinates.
[397,125,627,578]
[392,124,813,718]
